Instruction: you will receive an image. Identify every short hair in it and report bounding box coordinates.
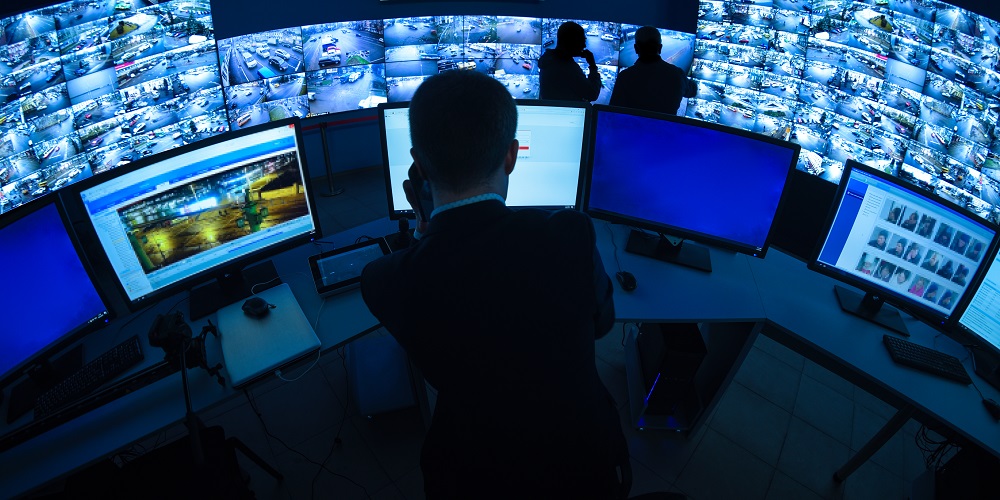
[634,26,662,57]
[557,21,586,52]
[409,71,517,192]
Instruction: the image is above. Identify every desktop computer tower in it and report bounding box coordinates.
[636,323,707,415]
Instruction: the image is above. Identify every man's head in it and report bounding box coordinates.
[876,233,887,246]
[557,21,587,53]
[634,26,662,58]
[409,71,518,194]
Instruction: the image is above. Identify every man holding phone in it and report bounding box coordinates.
[361,71,628,499]
[538,21,603,102]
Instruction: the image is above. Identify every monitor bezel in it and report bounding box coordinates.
[582,104,800,259]
[378,99,592,220]
[949,242,1000,358]
[67,117,322,313]
[808,159,1000,329]
[0,197,114,389]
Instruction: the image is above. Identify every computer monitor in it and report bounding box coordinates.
[74,118,320,319]
[953,246,1000,390]
[811,160,997,337]
[0,199,111,398]
[584,105,799,272]
[378,100,590,219]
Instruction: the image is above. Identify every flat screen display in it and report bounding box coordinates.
[586,106,798,255]
[0,201,108,381]
[380,101,588,216]
[815,161,995,320]
[78,120,316,305]
[956,250,1000,353]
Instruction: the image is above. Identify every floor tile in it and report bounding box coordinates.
[243,363,346,449]
[709,381,792,465]
[347,406,425,482]
[850,404,904,477]
[627,458,683,498]
[901,429,930,485]
[674,428,774,500]
[766,471,825,500]
[776,417,849,499]
[620,403,707,484]
[754,333,806,370]
[853,386,897,421]
[803,359,856,401]
[733,347,803,411]
[793,374,854,446]
[843,459,904,500]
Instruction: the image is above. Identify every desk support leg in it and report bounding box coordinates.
[834,405,915,482]
[227,437,284,481]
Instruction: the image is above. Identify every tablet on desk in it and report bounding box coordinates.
[308,238,390,296]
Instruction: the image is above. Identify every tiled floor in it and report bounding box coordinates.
[125,168,947,499]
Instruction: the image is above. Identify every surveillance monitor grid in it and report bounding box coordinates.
[0,0,227,216]
[686,0,1000,225]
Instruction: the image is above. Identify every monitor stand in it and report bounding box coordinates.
[6,345,84,424]
[971,348,1000,393]
[625,229,712,272]
[189,260,282,321]
[833,285,909,337]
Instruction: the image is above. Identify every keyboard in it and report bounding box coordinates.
[34,336,144,419]
[883,335,972,385]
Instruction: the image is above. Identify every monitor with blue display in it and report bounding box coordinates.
[954,245,1000,389]
[584,105,799,271]
[74,118,319,319]
[811,160,998,336]
[0,199,111,413]
[379,100,590,219]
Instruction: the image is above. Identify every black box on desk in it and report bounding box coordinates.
[637,323,707,415]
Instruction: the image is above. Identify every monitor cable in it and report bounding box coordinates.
[274,350,322,383]
[312,346,355,500]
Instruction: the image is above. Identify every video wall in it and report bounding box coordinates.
[0,0,229,215]
[216,15,695,127]
[687,0,1000,224]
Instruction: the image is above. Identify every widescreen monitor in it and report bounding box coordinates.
[811,160,997,336]
[0,199,110,391]
[954,246,1000,389]
[378,100,590,219]
[75,118,319,319]
[584,105,799,271]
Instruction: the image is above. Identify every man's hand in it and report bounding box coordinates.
[581,49,597,67]
[403,163,432,234]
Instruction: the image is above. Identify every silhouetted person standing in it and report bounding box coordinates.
[610,26,697,114]
[538,21,602,102]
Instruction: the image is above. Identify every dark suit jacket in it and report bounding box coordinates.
[362,200,625,498]
[610,55,697,115]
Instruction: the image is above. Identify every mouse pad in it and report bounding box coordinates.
[218,283,321,389]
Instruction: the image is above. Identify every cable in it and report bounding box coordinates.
[963,345,987,400]
[243,389,371,499]
[312,347,352,499]
[606,223,622,273]
[354,235,374,244]
[274,349,322,382]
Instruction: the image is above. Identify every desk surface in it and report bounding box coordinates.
[748,249,1000,457]
[0,218,395,498]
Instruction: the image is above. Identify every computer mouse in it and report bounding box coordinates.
[615,271,637,292]
[983,398,1000,421]
[242,297,272,318]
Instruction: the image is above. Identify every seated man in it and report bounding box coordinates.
[361,70,628,499]
[610,26,697,114]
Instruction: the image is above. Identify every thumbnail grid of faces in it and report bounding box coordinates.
[855,196,989,312]
[0,0,230,215]
[216,16,695,132]
[688,0,1000,225]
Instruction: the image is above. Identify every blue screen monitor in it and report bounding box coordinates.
[811,160,998,336]
[75,118,320,319]
[0,200,111,391]
[379,100,590,219]
[953,246,1000,389]
[584,105,799,271]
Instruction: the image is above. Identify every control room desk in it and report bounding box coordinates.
[0,219,394,498]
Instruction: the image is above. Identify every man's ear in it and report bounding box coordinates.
[409,147,428,179]
[504,139,519,176]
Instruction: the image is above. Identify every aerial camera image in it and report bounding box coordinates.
[116,151,309,272]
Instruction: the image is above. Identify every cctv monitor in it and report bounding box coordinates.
[0,199,112,418]
[811,160,997,337]
[378,100,590,219]
[74,118,320,320]
[953,247,1000,390]
[584,105,799,272]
